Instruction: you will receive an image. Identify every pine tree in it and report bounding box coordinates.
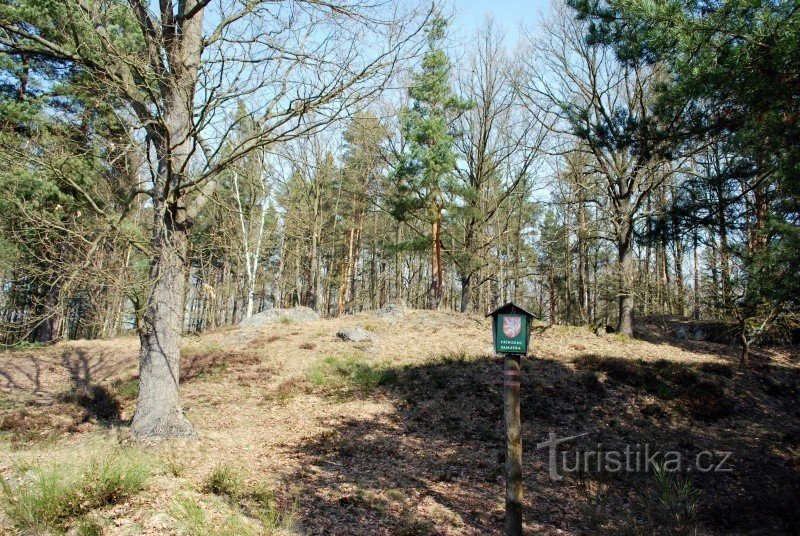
[390,13,471,309]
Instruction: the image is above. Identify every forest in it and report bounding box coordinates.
[1,1,800,534]
[0,0,799,437]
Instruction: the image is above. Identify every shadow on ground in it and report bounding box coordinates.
[286,353,800,535]
[0,348,131,442]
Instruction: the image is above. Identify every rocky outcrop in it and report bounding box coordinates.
[239,306,321,328]
[336,327,379,343]
[377,300,406,322]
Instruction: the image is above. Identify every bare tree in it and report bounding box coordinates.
[452,17,546,312]
[520,3,673,336]
[1,0,428,437]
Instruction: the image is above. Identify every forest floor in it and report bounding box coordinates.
[0,310,798,535]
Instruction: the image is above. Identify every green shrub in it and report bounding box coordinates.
[1,450,150,533]
[651,467,700,532]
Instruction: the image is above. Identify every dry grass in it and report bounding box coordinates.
[1,447,150,533]
[0,311,797,534]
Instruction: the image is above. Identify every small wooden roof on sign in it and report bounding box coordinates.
[485,301,535,319]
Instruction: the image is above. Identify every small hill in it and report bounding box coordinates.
[0,310,798,535]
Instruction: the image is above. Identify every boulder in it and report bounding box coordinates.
[675,325,689,341]
[692,328,707,341]
[336,326,379,343]
[377,300,406,322]
[239,306,321,328]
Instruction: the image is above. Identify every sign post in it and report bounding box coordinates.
[487,302,534,536]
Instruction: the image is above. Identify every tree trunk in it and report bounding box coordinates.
[549,271,558,325]
[661,240,671,316]
[337,226,356,316]
[350,215,363,306]
[564,208,572,323]
[274,238,285,308]
[130,203,194,438]
[738,318,750,365]
[35,281,63,343]
[428,207,443,309]
[130,2,204,436]
[460,275,471,313]
[617,234,634,337]
[717,184,731,308]
[577,204,589,324]
[674,230,684,317]
[643,195,652,316]
[693,228,700,320]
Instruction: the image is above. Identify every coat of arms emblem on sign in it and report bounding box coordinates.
[502,315,522,338]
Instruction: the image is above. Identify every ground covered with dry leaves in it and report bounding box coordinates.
[0,310,798,535]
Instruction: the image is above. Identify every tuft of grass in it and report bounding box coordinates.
[1,449,150,533]
[264,377,306,405]
[171,499,253,536]
[576,369,606,394]
[299,342,316,350]
[110,377,139,401]
[174,484,295,536]
[613,332,634,344]
[76,517,104,536]
[396,508,437,536]
[204,464,244,499]
[162,451,187,478]
[307,354,397,396]
[241,482,296,532]
[197,361,228,380]
[386,489,406,502]
[279,316,293,325]
[171,496,210,535]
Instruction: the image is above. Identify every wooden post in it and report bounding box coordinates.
[504,354,522,536]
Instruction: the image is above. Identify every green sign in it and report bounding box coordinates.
[495,313,528,355]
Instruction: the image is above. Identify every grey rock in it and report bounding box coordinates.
[377,300,406,322]
[336,326,379,343]
[676,325,689,341]
[692,328,707,341]
[230,331,257,344]
[239,306,321,328]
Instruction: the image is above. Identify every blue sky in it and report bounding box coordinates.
[449,0,552,44]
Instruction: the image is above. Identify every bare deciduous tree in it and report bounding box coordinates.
[520,4,673,336]
[1,0,429,437]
